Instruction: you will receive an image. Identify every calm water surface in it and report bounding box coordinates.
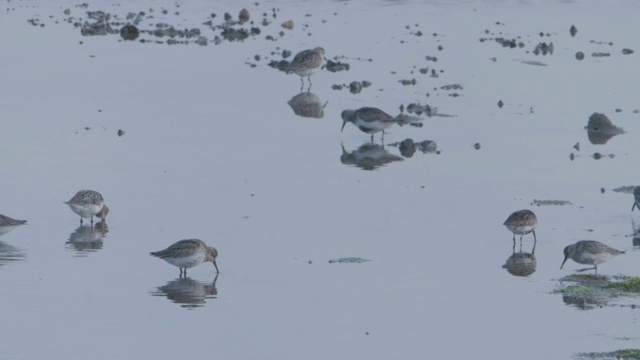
[1,0,640,358]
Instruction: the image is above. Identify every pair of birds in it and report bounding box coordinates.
[65,190,218,276]
[288,47,399,141]
[65,190,219,277]
[0,189,110,235]
[504,209,625,273]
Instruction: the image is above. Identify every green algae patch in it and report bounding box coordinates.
[608,277,640,293]
[574,348,640,359]
[554,275,640,310]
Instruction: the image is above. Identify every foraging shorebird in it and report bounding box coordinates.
[560,240,624,274]
[65,190,109,225]
[151,239,219,277]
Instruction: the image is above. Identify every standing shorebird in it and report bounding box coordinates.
[0,214,27,236]
[151,239,219,277]
[632,186,640,211]
[561,240,624,274]
[65,190,109,225]
[503,210,537,248]
[287,47,325,90]
[341,107,400,142]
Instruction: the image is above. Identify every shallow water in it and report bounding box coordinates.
[2,0,640,358]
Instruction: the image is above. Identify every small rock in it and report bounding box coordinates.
[117,129,125,137]
[474,143,481,150]
[362,80,372,88]
[573,142,580,151]
[575,51,584,60]
[593,152,602,160]
[349,81,362,94]
[282,49,292,58]
[570,25,578,37]
[622,48,634,55]
[120,24,140,40]
[239,8,250,23]
[224,12,232,21]
[281,20,293,30]
[600,188,605,194]
[569,153,575,161]
[497,100,504,108]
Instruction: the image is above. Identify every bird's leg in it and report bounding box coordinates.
[80,217,83,225]
[519,234,524,247]
[512,234,516,249]
[90,215,94,225]
[532,230,537,246]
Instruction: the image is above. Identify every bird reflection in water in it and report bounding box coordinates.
[340,143,403,170]
[65,220,108,256]
[502,240,537,277]
[287,91,327,119]
[632,219,640,247]
[0,241,25,267]
[150,274,218,309]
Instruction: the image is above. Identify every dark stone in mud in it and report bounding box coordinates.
[425,56,437,62]
[406,103,434,117]
[399,79,416,86]
[496,37,517,48]
[575,51,584,60]
[349,81,362,94]
[592,52,611,57]
[221,27,250,41]
[399,139,416,158]
[570,25,578,37]
[239,8,250,24]
[332,84,343,90]
[416,140,437,153]
[282,49,292,58]
[281,20,294,30]
[622,48,634,55]
[325,59,350,72]
[120,24,139,40]
[586,112,625,145]
[474,143,481,150]
[533,42,554,56]
[224,12,232,21]
[593,152,602,160]
[441,84,462,91]
[497,100,504,108]
[117,129,125,137]
[81,11,115,36]
[267,60,289,72]
[362,81,372,88]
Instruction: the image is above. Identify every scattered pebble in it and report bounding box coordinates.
[497,100,504,108]
[117,129,125,137]
[349,81,362,94]
[328,257,371,264]
[570,25,578,37]
[575,51,584,60]
[573,142,580,151]
[622,48,634,55]
[120,24,139,40]
[239,8,250,24]
[281,20,293,30]
[474,143,481,150]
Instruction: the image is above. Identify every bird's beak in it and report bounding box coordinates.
[341,120,347,132]
[213,260,219,273]
[560,255,569,269]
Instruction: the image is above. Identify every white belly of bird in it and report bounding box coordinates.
[68,203,102,218]
[578,252,615,265]
[164,252,206,269]
[506,224,534,235]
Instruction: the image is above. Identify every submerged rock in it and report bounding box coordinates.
[325,59,350,72]
[120,24,139,40]
[586,112,625,144]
